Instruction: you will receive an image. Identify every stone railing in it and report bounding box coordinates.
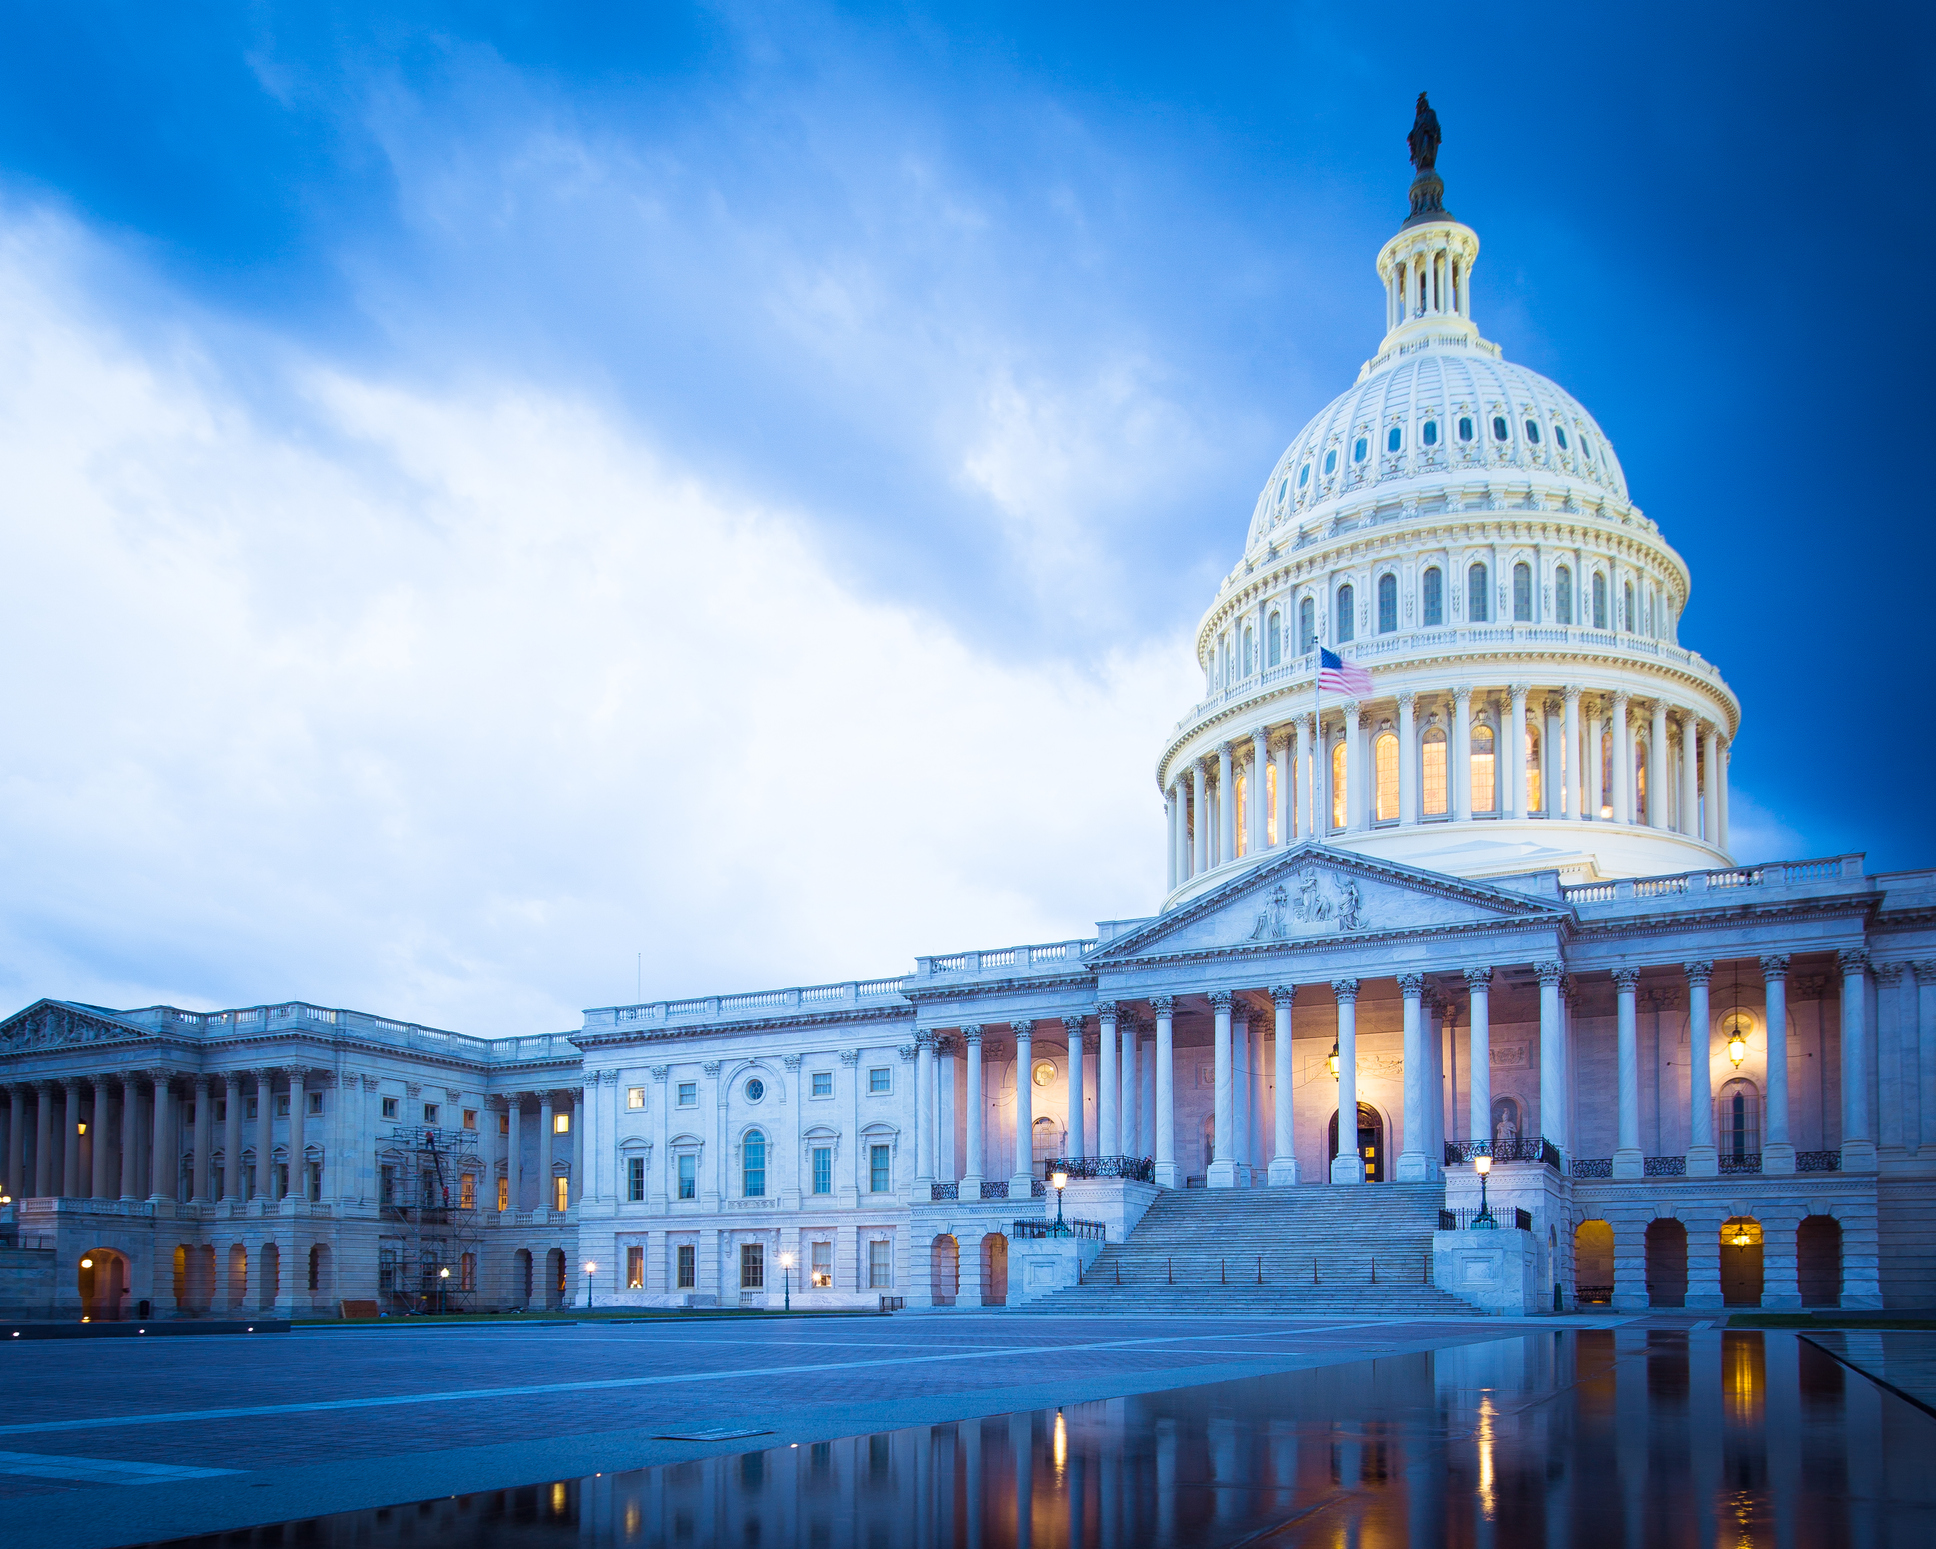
[1562,855,1862,908]
[588,976,911,1030]
[915,940,1098,978]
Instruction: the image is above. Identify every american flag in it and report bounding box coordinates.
[1318,647,1374,696]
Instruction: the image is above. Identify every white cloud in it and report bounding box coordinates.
[0,211,1198,1035]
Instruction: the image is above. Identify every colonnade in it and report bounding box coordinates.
[1165,686,1732,888]
[497,1089,583,1212]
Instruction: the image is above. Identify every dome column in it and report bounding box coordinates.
[1397,692,1418,825]
[1716,738,1731,852]
[1542,695,1561,816]
[1609,692,1632,824]
[1216,742,1236,865]
[1451,688,1473,821]
[1273,731,1292,847]
[1680,713,1700,837]
[1508,685,1529,818]
[1585,697,1604,820]
[1650,699,1669,829]
[1563,687,1582,819]
[1296,714,1316,838]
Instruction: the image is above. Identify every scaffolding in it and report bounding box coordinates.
[377,1123,485,1314]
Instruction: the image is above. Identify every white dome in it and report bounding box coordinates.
[1245,346,1630,553]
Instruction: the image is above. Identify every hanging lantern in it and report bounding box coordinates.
[1327,1041,1341,1079]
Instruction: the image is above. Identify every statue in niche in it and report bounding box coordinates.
[1492,1096,1521,1148]
[1407,92,1442,171]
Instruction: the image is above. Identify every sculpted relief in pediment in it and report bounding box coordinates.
[1246,873,1366,941]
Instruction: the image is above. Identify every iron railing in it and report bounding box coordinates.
[1575,1284,1613,1305]
[1444,1137,1562,1168]
[1045,1156,1155,1183]
[1797,1150,1841,1172]
[1644,1156,1687,1177]
[1719,1153,1762,1175]
[1438,1207,1534,1231]
[1011,1218,1107,1241]
[1571,1158,1614,1179]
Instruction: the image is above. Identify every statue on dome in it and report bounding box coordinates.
[1407,92,1441,172]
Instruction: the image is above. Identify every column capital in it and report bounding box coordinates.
[1341,700,1362,724]
[1251,723,1269,746]
[1838,947,1871,976]
[1563,684,1582,702]
[1875,961,1905,986]
[1397,973,1426,997]
[1266,984,1296,1005]
[1396,689,1416,709]
[700,1061,723,1078]
[1082,1033,1100,1055]
[1508,683,1529,701]
[1452,685,1472,705]
[1061,1015,1085,1038]
[1331,978,1360,1004]
[1463,966,1494,991]
[1150,994,1176,1015]
[1613,967,1642,993]
[932,1035,957,1056]
[914,1029,936,1048]
[958,1025,983,1046]
[1208,991,1234,1011]
[1535,960,1565,987]
[1759,954,1792,982]
[1009,1019,1034,1039]
[252,1066,278,1084]
[1093,1001,1118,1020]
[838,1049,860,1066]
[1682,960,1714,986]
[648,1067,669,1083]
[898,1045,918,1063]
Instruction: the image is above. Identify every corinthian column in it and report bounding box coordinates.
[1840,950,1875,1172]
[119,1072,141,1200]
[1249,724,1269,856]
[1680,712,1701,837]
[1063,1016,1086,1161]
[960,1029,984,1193]
[1216,743,1235,865]
[1684,962,1717,1177]
[1397,692,1417,825]
[914,1033,934,1185]
[1096,1003,1119,1156]
[1508,685,1529,818]
[1466,968,1493,1151]
[1563,687,1582,819]
[1208,993,1235,1189]
[1331,980,1363,1183]
[62,1078,82,1198]
[1613,969,1643,1178]
[192,1077,213,1202]
[1009,1021,1036,1197]
[1609,693,1632,823]
[1191,762,1209,876]
[1762,956,1795,1174]
[1153,996,1178,1188]
[1452,688,1473,821]
[1267,986,1298,1185]
[1397,974,1429,1181]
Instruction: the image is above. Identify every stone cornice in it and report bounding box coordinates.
[572,1001,916,1049]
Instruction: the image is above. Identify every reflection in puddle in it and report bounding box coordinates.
[145,1330,1934,1548]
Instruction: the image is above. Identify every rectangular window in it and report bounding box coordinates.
[462,1108,477,1130]
[676,1243,695,1289]
[627,1086,646,1110]
[245,1163,258,1201]
[810,1241,832,1288]
[628,1156,645,1201]
[677,1154,697,1200]
[869,1143,891,1192]
[553,1175,569,1212]
[868,1068,890,1095]
[308,1092,324,1115]
[380,1165,396,1205]
[274,1162,289,1197]
[552,1112,571,1134]
[811,1071,833,1098]
[275,1095,290,1117]
[1422,735,1449,816]
[868,1240,891,1289]
[677,1082,697,1107]
[423,1103,439,1124]
[459,1172,476,1209]
[215,1099,227,1122]
[626,1245,644,1290]
[247,1097,259,1121]
[812,1146,832,1195]
[741,1243,765,1290]
[380,1097,398,1120]
[461,1252,476,1292]
[497,1176,509,1211]
[499,1111,510,1135]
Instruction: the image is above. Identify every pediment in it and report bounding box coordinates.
[1091,844,1566,965]
[0,999,150,1052]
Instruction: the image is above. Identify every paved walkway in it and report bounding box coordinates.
[1804,1330,1936,1416]
[0,1311,1613,1548]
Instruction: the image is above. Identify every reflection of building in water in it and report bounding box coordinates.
[1,100,1932,1321]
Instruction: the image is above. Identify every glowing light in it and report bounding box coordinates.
[79,1257,93,1269]
[1327,1042,1341,1079]
[1051,1171,1068,1192]
[1476,1394,1496,1519]
[1727,1032,1748,1067]
[1474,1153,1492,1177]
[1053,1409,1067,1477]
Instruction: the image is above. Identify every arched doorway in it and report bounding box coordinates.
[257,1242,280,1311]
[1797,1215,1842,1308]
[980,1234,1008,1307]
[514,1248,533,1308]
[78,1249,130,1321]
[1644,1219,1688,1308]
[1720,1217,1764,1306]
[308,1244,333,1302]
[1327,1105,1385,1181]
[545,1248,566,1309]
[226,1244,248,1309]
[930,1235,959,1307]
[1573,1220,1614,1306]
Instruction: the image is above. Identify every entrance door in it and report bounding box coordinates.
[1327,1105,1385,1181]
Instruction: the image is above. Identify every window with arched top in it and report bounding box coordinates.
[1592,572,1609,629]
[1376,573,1397,634]
[1491,415,1509,442]
[1467,563,1489,622]
[1267,611,1281,667]
[1352,436,1368,463]
[1242,626,1254,677]
[1512,562,1532,622]
[1422,566,1444,626]
[1635,741,1648,825]
[1374,732,1399,822]
[742,1130,767,1198]
[1524,418,1542,444]
[1526,726,1542,811]
[1623,581,1635,632]
[1298,597,1315,655]
[1555,565,1574,625]
[1555,425,1569,451]
[1297,462,1310,488]
[1471,722,1496,813]
[1717,1079,1760,1163]
[1331,739,1347,829]
[1336,584,1355,643]
[1422,727,1448,816]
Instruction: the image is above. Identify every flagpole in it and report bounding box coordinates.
[1312,644,1321,842]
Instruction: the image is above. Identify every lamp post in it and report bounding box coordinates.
[584,1259,597,1311]
[438,1264,450,1314]
[779,1251,795,1313]
[1050,1170,1069,1236]
[1472,1152,1497,1229]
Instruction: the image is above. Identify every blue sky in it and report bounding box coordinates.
[0,3,1927,1032]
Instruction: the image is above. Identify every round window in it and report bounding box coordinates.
[1031,1060,1057,1088]
[745,1078,765,1103]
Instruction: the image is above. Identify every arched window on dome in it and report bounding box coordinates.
[1277,477,1288,506]
[1592,572,1609,630]
[1623,581,1635,633]
[1298,463,1310,489]
[1376,573,1398,635]
[1267,611,1282,667]
[1335,584,1355,643]
[1512,562,1532,622]
[1242,626,1254,678]
[1458,415,1474,443]
[1470,721,1496,814]
[1330,738,1348,830]
[1422,566,1444,627]
[1352,437,1368,464]
[1491,415,1509,442]
[1555,565,1574,626]
[1386,426,1402,454]
[1600,728,1614,819]
[1421,727,1449,816]
[1298,597,1315,655]
[1467,563,1490,623]
[1555,424,1569,451]
[1524,419,1542,445]
[1323,448,1337,476]
[1374,732,1399,823]
[1422,419,1439,447]
[1526,725,1543,812]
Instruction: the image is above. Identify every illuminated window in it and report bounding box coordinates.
[1331,740,1347,829]
[1336,583,1355,642]
[626,1087,645,1110]
[497,1176,509,1211]
[1234,772,1247,857]
[743,1130,766,1198]
[1267,611,1281,666]
[811,1241,833,1288]
[626,1245,644,1290]
[1298,597,1316,654]
[1471,722,1496,812]
[462,1108,477,1129]
[1377,573,1397,634]
[1374,733,1399,822]
[1512,562,1532,622]
[1635,743,1648,824]
[676,1243,695,1289]
[1265,759,1278,845]
[552,1175,569,1212]
[459,1172,476,1209]
[1467,563,1489,622]
[552,1112,570,1135]
[1592,572,1608,629]
[1422,566,1443,626]
[1422,729,1448,815]
[1555,565,1573,625]
[1527,728,1542,812]
[1386,426,1402,453]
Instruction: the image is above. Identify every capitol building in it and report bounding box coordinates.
[2,110,1931,1324]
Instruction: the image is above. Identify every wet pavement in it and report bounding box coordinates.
[128,1328,1936,1548]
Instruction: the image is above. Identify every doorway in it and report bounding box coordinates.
[930,1235,959,1307]
[1327,1104,1385,1181]
[980,1233,1008,1307]
[78,1249,130,1321]
[1720,1217,1764,1306]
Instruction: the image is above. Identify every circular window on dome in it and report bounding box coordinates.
[1352,437,1368,463]
[1297,463,1310,488]
[1554,425,1569,451]
[1323,448,1337,475]
[1422,420,1439,446]
[1491,415,1509,442]
[1386,426,1402,453]
[1524,419,1542,444]
[745,1078,765,1103]
[1458,415,1474,442]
